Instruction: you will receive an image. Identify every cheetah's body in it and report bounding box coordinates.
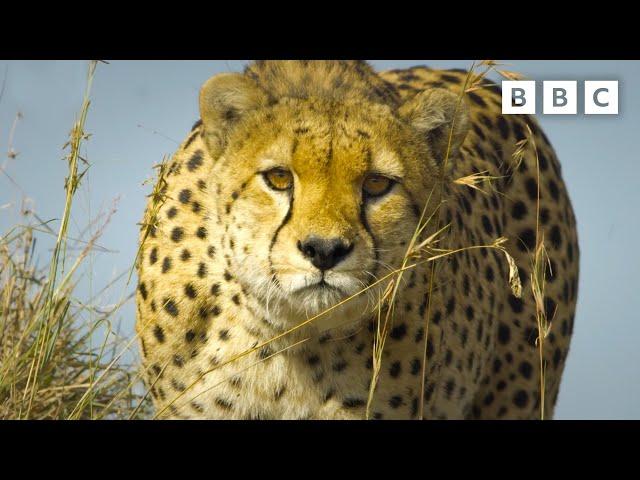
[135,61,579,419]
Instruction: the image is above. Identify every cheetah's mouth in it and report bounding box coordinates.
[294,276,346,295]
[273,268,373,318]
[286,270,368,309]
[270,269,376,327]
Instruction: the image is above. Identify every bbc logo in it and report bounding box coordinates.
[502,81,619,115]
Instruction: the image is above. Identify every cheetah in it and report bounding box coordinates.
[135,60,579,419]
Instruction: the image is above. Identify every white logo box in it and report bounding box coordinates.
[501,80,618,115]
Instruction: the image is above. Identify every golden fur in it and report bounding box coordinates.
[135,61,579,419]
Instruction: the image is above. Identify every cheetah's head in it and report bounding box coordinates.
[199,66,469,328]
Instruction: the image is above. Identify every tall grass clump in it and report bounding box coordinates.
[0,61,150,419]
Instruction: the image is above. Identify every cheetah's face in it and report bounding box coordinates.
[199,73,469,325]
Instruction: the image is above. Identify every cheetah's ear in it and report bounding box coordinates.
[199,73,269,158]
[399,88,470,166]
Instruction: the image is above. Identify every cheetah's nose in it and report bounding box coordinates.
[297,236,354,271]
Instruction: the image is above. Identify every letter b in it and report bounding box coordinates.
[502,81,536,114]
[553,88,568,107]
[543,81,577,114]
[512,88,527,107]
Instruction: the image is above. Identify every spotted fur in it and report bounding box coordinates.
[135,61,579,419]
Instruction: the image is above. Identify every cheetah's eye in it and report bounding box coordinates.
[263,168,293,191]
[363,174,395,198]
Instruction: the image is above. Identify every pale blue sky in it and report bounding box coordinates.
[1,60,638,419]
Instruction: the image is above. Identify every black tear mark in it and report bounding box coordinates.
[359,196,379,277]
[267,190,294,288]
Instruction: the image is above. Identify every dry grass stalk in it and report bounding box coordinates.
[130,156,170,286]
[5,111,22,160]
[453,170,503,196]
[521,123,555,420]
[512,137,529,172]
[465,60,527,94]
